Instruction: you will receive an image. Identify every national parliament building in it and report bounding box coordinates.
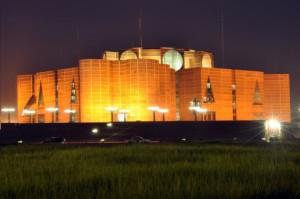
[17,47,291,123]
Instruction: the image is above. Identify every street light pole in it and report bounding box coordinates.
[148,106,159,122]
[64,109,76,123]
[189,98,208,121]
[106,107,118,122]
[1,108,15,123]
[158,108,168,122]
[22,109,35,123]
[189,98,201,121]
[46,107,58,123]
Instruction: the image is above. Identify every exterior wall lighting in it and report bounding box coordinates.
[158,108,168,122]
[46,107,58,123]
[1,108,15,123]
[106,107,118,122]
[148,106,159,121]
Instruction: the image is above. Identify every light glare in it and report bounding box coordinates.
[148,106,159,111]
[1,108,15,112]
[92,128,98,134]
[265,119,281,141]
[46,107,58,112]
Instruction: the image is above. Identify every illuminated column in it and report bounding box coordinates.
[148,106,159,122]
[106,107,118,122]
[1,108,15,123]
[46,107,58,123]
[158,108,168,122]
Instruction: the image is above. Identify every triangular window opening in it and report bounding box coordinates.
[203,76,215,104]
[38,81,45,108]
[253,80,263,105]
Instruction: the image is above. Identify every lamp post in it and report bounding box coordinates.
[22,109,36,123]
[189,98,200,121]
[46,107,58,123]
[64,109,76,123]
[106,107,118,122]
[1,108,15,123]
[189,98,207,121]
[148,106,159,121]
[158,108,168,122]
[119,109,130,122]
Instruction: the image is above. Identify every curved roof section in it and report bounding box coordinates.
[120,50,138,60]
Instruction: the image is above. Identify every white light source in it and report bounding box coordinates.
[92,128,98,134]
[158,108,168,122]
[148,106,159,121]
[64,109,76,113]
[1,108,15,112]
[22,109,36,115]
[106,107,118,122]
[148,106,159,111]
[106,107,118,111]
[64,109,76,123]
[107,123,113,127]
[46,107,58,112]
[265,119,281,142]
[266,119,281,129]
[46,107,58,123]
[158,108,168,113]
[189,107,207,113]
[22,109,36,123]
[119,109,130,122]
[1,107,15,123]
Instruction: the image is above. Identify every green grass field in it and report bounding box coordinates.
[0,142,299,199]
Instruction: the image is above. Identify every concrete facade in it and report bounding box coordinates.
[17,47,290,123]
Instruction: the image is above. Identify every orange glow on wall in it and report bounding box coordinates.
[79,59,176,122]
[178,67,290,122]
[57,67,79,123]
[17,75,34,123]
[16,47,290,123]
[264,74,290,122]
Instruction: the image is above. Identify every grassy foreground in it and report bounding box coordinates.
[0,143,300,199]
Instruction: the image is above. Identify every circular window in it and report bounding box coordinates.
[162,50,183,71]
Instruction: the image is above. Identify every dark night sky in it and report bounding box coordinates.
[1,0,300,121]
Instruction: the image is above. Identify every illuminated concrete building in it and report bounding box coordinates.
[17,47,291,123]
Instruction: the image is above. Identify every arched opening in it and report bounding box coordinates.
[120,50,138,60]
[202,54,212,68]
